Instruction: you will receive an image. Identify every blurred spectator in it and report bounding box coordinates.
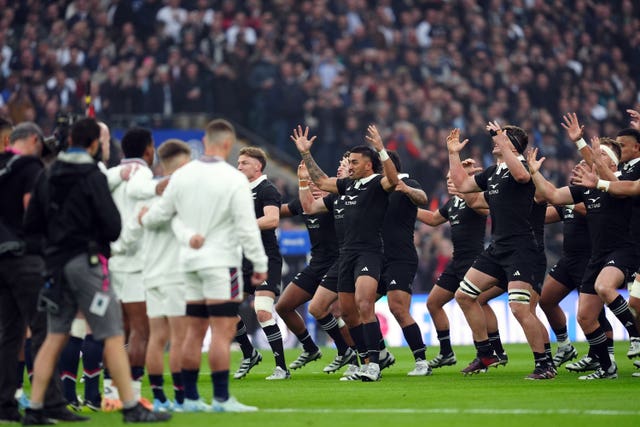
[2,0,640,284]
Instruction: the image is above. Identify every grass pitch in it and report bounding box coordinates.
[43,342,640,427]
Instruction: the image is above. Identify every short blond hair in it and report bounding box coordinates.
[157,139,191,161]
[239,146,267,172]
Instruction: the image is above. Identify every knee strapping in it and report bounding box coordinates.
[508,288,531,304]
[459,277,482,299]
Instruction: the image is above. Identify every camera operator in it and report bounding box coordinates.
[0,122,80,424]
[23,118,170,424]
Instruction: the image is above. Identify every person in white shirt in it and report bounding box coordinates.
[118,139,193,412]
[107,128,157,403]
[139,119,267,412]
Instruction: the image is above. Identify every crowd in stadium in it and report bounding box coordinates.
[2,0,640,423]
[1,0,639,288]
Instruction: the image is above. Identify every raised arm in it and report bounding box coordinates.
[365,124,398,191]
[561,112,594,167]
[291,125,338,193]
[573,162,640,197]
[395,179,427,206]
[447,129,481,193]
[527,148,574,205]
[416,208,447,227]
[297,161,328,214]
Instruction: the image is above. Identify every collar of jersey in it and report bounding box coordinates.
[397,173,409,179]
[623,157,640,170]
[354,173,379,188]
[496,155,525,173]
[249,174,268,189]
[121,158,148,167]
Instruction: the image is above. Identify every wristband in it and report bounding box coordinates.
[299,180,309,186]
[596,179,610,192]
[378,149,390,161]
[575,138,587,150]
[565,204,575,210]
[299,186,309,191]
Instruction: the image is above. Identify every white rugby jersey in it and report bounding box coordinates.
[108,158,156,272]
[142,157,268,273]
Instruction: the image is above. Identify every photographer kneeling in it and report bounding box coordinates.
[23,118,170,425]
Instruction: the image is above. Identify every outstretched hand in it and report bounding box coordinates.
[526,148,545,175]
[572,163,598,189]
[365,124,384,151]
[290,125,317,154]
[560,112,584,142]
[628,109,640,131]
[446,128,469,154]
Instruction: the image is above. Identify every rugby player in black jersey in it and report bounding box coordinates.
[297,155,359,376]
[529,137,640,379]
[417,159,488,369]
[274,163,340,371]
[292,124,399,382]
[378,151,430,376]
[447,124,552,380]
[233,147,288,380]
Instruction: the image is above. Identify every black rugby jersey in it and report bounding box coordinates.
[569,185,633,257]
[554,205,590,257]
[620,158,640,256]
[323,193,346,249]
[382,177,421,263]
[336,174,389,252]
[438,195,487,262]
[474,161,535,245]
[250,176,282,257]
[288,197,338,261]
[530,200,547,251]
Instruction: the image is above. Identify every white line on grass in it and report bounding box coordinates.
[262,408,640,416]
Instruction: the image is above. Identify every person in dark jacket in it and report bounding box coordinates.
[0,122,79,424]
[23,118,170,425]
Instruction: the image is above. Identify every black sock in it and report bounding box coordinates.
[544,342,553,365]
[599,308,613,332]
[131,366,144,382]
[436,329,453,356]
[533,351,548,367]
[488,331,505,355]
[475,340,493,358]
[182,369,199,400]
[375,317,386,351]
[235,320,255,359]
[317,314,348,354]
[16,360,25,389]
[262,324,286,369]
[552,326,569,344]
[362,321,382,364]
[171,372,184,404]
[149,374,166,402]
[606,337,615,356]
[211,371,229,402]
[585,327,611,370]
[81,334,103,404]
[59,336,82,403]
[608,295,640,337]
[24,338,33,384]
[402,323,426,361]
[349,324,367,364]
[295,329,319,353]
